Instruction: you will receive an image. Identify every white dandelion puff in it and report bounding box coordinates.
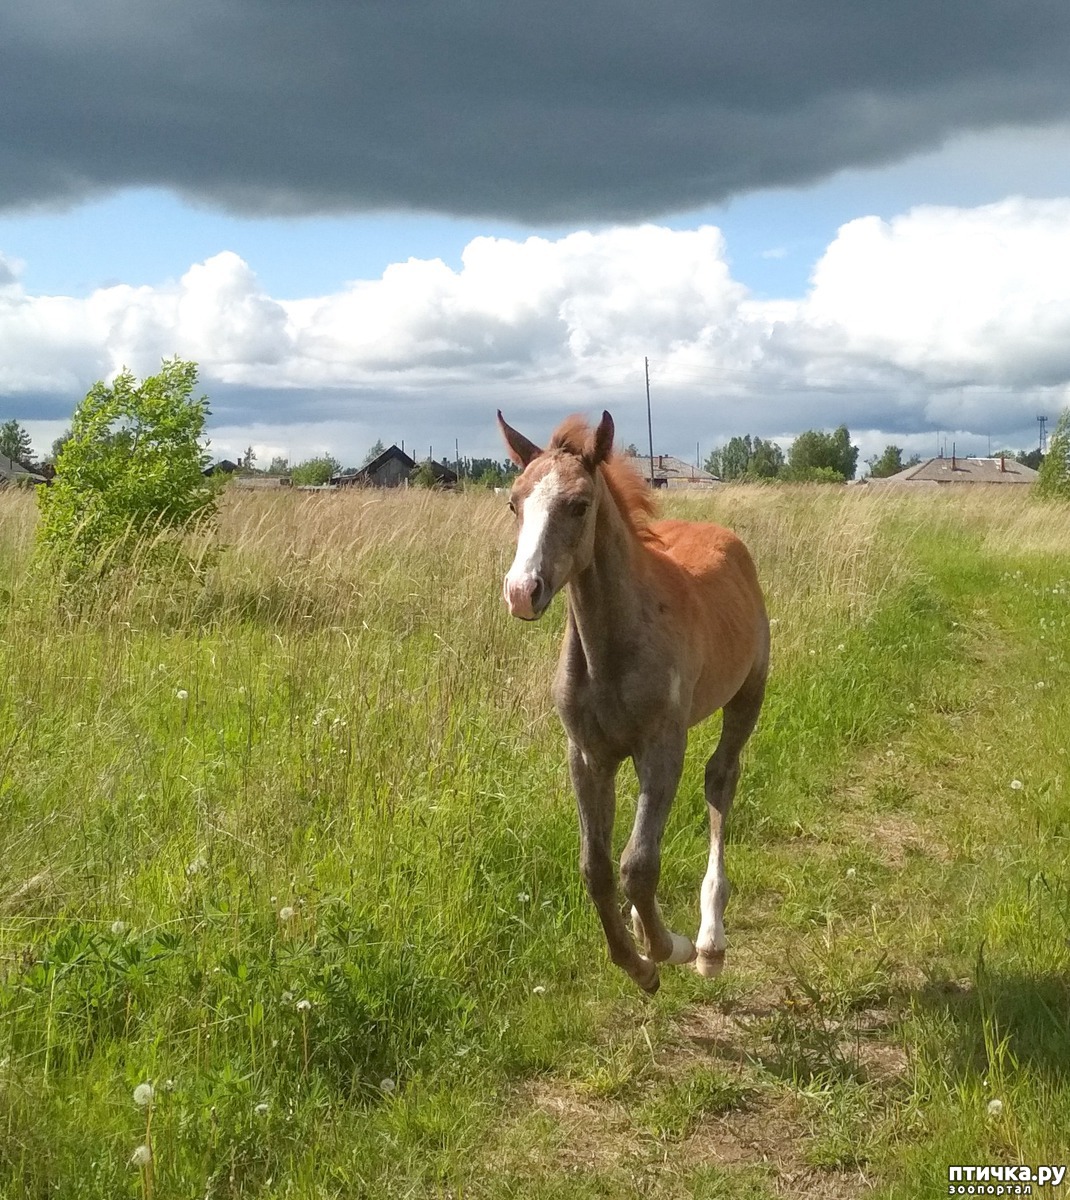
[254,1102,269,1116]
[987,1098,1003,1117]
[278,906,295,922]
[845,867,857,879]
[175,689,189,701]
[296,999,312,1013]
[130,1144,152,1168]
[1010,779,1024,791]
[380,1077,396,1094]
[111,920,127,936]
[133,1082,153,1108]
[532,985,546,995]
[517,891,530,903]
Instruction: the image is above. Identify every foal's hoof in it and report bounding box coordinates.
[694,950,726,979]
[636,956,660,994]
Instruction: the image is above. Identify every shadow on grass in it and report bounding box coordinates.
[912,968,1070,1081]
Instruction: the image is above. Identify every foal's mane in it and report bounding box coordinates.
[548,415,660,544]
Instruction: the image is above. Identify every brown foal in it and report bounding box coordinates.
[498,409,769,993]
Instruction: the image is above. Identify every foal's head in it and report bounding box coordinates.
[497,410,615,620]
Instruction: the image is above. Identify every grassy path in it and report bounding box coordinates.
[1,487,1068,1198]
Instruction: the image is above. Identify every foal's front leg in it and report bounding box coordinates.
[623,732,697,969]
[568,741,659,993]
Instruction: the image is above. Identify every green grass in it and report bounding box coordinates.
[1,483,1069,1198]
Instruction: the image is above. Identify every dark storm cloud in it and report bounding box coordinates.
[4,1,1070,221]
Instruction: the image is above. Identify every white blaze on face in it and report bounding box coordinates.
[504,469,562,619]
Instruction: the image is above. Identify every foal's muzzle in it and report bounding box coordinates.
[504,572,551,620]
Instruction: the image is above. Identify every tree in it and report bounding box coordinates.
[867,445,906,478]
[411,461,438,488]
[704,435,783,481]
[1017,448,1044,471]
[267,455,289,475]
[622,443,641,457]
[1036,408,1070,500]
[50,430,71,464]
[290,455,340,486]
[361,439,386,467]
[241,445,257,472]
[786,425,859,481]
[0,419,33,465]
[36,358,217,575]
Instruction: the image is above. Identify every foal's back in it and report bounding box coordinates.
[646,517,768,725]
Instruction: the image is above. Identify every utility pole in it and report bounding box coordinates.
[1038,414,1048,454]
[645,356,655,486]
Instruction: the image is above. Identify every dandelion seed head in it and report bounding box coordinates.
[987,1098,1003,1117]
[133,1082,153,1108]
[517,891,530,903]
[111,920,127,936]
[1010,779,1024,790]
[130,1144,152,1168]
[296,999,312,1013]
[380,1077,396,1094]
[845,867,857,879]
[278,906,295,922]
[532,985,546,995]
[254,1102,269,1116]
[175,689,189,701]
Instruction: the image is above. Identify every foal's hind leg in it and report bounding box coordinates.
[568,741,660,993]
[696,668,766,978]
[622,731,697,970]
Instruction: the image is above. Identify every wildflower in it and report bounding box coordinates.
[532,985,546,995]
[517,891,530,903]
[380,1077,396,1094]
[176,689,189,701]
[836,643,846,652]
[185,856,207,878]
[130,1144,152,1168]
[254,1102,269,1116]
[296,999,312,1013]
[278,906,295,922]
[1010,779,1024,791]
[111,920,127,936]
[987,1098,1003,1117]
[845,867,857,879]
[133,1082,153,1108]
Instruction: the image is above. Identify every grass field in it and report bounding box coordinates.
[1,481,1069,1199]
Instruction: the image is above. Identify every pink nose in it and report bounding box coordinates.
[504,574,546,620]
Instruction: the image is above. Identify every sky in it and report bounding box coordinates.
[4,1,1070,472]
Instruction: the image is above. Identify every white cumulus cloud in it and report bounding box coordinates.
[2,201,1070,461]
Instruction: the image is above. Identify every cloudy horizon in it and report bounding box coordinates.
[4,2,1070,472]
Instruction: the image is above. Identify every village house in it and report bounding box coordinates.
[869,454,1039,486]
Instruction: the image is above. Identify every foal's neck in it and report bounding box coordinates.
[565,473,644,669]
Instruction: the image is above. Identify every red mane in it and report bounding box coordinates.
[548,415,660,544]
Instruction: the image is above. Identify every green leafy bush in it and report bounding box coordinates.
[1036,408,1070,500]
[36,358,217,576]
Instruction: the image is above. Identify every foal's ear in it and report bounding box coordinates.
[583,410,615,467]
[497,411,543,468]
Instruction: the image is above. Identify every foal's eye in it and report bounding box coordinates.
[567,499,591,517]
[508,499,517,515]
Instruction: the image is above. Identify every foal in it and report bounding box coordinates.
[498,410,769,993]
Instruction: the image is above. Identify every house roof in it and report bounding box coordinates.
[355,445,415,478]
[874,456,1039,485]
[631,454,719,485]
[0,453,46,484]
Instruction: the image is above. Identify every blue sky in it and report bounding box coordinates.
[4,3,1070,470]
